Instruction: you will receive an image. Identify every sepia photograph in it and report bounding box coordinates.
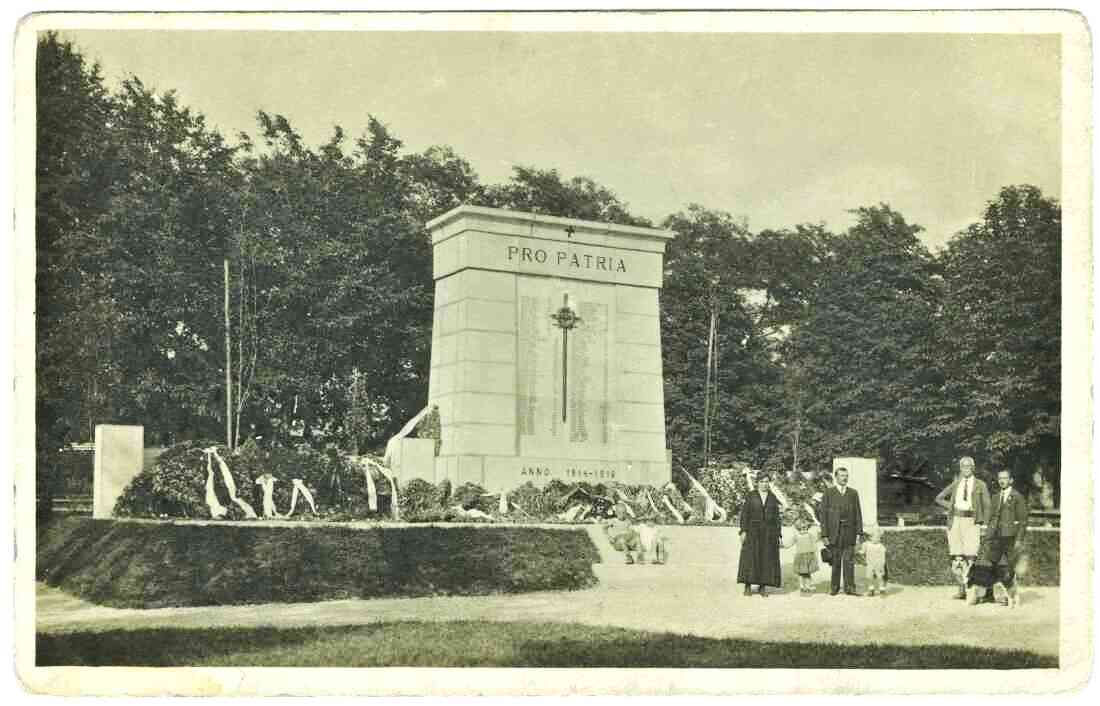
[11,8,1093,696]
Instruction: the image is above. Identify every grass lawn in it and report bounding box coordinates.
[38,620,1056,669]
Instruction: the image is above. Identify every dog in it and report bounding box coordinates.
[965,549,1024,609]
[951,555,974,599]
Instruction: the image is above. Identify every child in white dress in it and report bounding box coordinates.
[861,526,888,596]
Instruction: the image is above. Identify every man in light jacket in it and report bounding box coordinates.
[934,456,991,599]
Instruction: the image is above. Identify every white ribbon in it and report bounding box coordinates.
[204,453,228,519]
[383,405,433,466]
[683,470,727,522]
[364,463,379,511]
[356,456,400,519]
[645,490,661,515]
[207,448,257,519]
[288,479,317,516]
[663,482,693,516]
[614,489,636,517]
[662,495,685,524]
[255,474,279,518]
[803,501,821,526]
[559,504,586,522]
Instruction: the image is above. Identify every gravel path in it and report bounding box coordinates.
[36,560,1059,658]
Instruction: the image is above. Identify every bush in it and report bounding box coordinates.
[114,440,237,519]
[37,518,600,607]
[399,478,441,520]
[882,528,1059,586]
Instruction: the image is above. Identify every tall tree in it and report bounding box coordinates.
[774,205,946,477]
[935,185,1061,490]
[481,166,651,227]
[660,206,771,474]
[35,32,119,509]
[93,77,241,443]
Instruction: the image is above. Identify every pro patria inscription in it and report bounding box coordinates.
[507,245,627,273]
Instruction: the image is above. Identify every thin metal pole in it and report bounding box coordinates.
[224,257,233,450]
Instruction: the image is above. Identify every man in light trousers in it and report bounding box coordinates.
[935,456,991,599]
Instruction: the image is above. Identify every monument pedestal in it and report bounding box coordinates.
[424,206,675,492]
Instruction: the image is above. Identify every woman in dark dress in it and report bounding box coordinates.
[737,473,783,596]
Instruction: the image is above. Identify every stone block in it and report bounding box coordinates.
[617,401,666,433]
[459,269,516,302]
[430,363,458,396]
[618,372,664,404]
[615,342,663,374]
[433,333,458,366]
[614,431,668,461]
[454,455,487,487]
[451,391,516,426]
[459,330,516,364]
[388,438,437,485]
[458,360,516,396]
[615,284,660,315]
[615,312,661,345]
[449,423,517,456]
[93,424,144,519]
[464,298,516,332]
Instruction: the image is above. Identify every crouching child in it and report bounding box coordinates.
[603,502,668,565]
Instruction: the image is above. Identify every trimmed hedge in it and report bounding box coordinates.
[37,517,600,608]
[882,528,1059,586]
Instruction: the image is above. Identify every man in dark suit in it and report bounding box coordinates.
[977,469,1029,607]
[820,467,864,596]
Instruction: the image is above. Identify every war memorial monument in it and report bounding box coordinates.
[407,205,676,492]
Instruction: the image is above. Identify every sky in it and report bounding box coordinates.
[60,29,1061,250]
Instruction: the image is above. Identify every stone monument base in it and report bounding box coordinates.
[433,455,670,492]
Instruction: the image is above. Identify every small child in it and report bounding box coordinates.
[790,518,821,594]
[636,516,670,565]
[861,527,888,596]
[604,501,643,564]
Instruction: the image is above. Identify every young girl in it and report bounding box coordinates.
[791,518,821,594]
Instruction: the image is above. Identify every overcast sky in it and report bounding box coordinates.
[60,29,1061,250]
